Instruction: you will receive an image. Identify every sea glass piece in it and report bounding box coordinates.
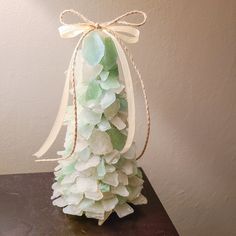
[107,126,127,151]
[86,80,102,101]
[114,203,134,218]
[100,91,116,109]
[82,32,105,65]
[80,108,102,125]
[89,129,113,155]
[97,119,111,132]
[99,71,109,81]
[100,70,120,90]
[75,155,100,171]
[101,37,118,70]
[97,158,106,177]
[104,99,120,120]
[101,197,118,211]
[102,171,119,187]
[111,116,126,130]
[112,185,129,197]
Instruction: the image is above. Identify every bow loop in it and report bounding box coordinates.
[58,9,147,44]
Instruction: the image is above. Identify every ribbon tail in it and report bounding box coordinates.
[33,72,70,158]
[104,30,136,154]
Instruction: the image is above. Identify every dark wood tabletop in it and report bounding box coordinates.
[0,169,178,236]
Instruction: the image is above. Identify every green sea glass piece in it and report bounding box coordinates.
[107,126,127,151]
[100,71,120,90]
[86,80,102,101]
[82,32,105,65]
[101,37,118,71]
[99,182,110,192]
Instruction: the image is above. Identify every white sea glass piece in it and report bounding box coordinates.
[89,129,113,155]
[80,108,102,125]
[65,193,83,205]
[82,62,103,83]
[123,143,136,159]
[131,194,148,205]
[97,119,111,132]
[111,116,126,130]
[98,211,112,226]
[128,175,144,187]
[100,71,109,81]
[85,190,103,201]
[75,155,100,171]
[118,171,129,185]
[78,122,94,140]
[78,147,91,161]
[100,91,116,109]
[103,100,120,121]
[112,185,129,197]
[86,211,104,220]
[78,198,95,211]
[63,205,83,216]
[102,171,119,187]
[101,197,118,211]
[114,203,134,218]
[103,150,120,164]
[70,177,98,193]
[52,197,67,207]
[105,164,116,173]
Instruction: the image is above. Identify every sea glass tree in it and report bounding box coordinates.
[51,31,147,225]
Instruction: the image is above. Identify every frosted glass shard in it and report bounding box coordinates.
[104,100,120,120]
[51,191,60,200]
[63,205,83,216]
[100,74,120,90]
[80,108,102,125]
[97,158,106,177]
[65,193,83,205]
[78,123,94,140]
[103,150,120,164]
[75,155,100,171]
[102,171,119,187]
[120,159,134,175]
[102,197,118,211]
[52,197,67,207]
[111,116,126,130]
[118,171,129,185]
[119,97,128,111]
[61,172,78,185]
[99,182,110,192]
[112,84,125,94]
[85,190,103,201]
[76,138,88,152]
[114,203,134,218]
[107,126,127,151]
[100,91,116,109]
[82,32,105,65]
[86,211,104,220]
[123,143,136,159]
[78,147,91,161]
[128,176,144,187]
[105,164,116,173]
[82,63,103,83]
[98,211,112,226]
[86,202,104,214]
[112,185,129,197]
[97,119,111,132]
[70,177,98,193]
[101,37,118,70]
[86,80,102,101]
[131,194,148,205]
[100,71,109,81]
[78,198,95,211]
[127,185,143,201]
[89,129,113,155]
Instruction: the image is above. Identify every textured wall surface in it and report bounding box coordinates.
[0,1,235,235]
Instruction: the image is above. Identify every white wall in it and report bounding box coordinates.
[0,0,235,235]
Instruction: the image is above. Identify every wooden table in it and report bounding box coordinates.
[0,170,178,236]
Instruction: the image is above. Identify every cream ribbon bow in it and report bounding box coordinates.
[34,9,150,162]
